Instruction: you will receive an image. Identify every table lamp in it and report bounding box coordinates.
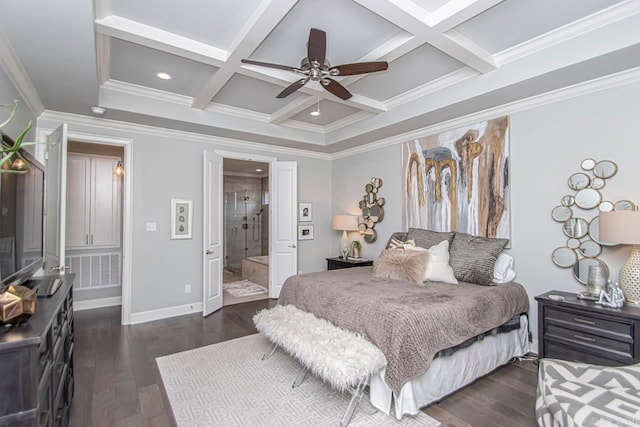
[332,215,359,259]
[599,210,640,304]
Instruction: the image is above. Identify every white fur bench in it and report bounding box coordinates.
[253,304,386,426]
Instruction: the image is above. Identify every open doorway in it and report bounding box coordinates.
[222,158,269,306]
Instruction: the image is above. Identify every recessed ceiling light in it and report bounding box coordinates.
[156,72,173,80]
[90,106,106,115]
[256,168,262,172]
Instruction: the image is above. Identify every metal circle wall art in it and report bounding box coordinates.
[551,158,637,286]
[358,177,384,243]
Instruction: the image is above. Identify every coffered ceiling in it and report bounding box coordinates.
[1,0,640,153]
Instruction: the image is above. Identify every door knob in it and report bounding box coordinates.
[206,250,214,255]
[289,244,296,248]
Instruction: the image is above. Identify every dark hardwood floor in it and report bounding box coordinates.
[69,301,539,427]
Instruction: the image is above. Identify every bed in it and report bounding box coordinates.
[277,228,530,419]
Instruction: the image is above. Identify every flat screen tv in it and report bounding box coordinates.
[0,131,45,287]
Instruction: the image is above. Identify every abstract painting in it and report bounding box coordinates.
[402,116,510,239]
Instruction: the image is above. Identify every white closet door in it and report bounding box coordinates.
[90,157,121,247]
[65,154,91,248]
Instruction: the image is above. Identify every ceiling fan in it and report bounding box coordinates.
[241,28,388,101]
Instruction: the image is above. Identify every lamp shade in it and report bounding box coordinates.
[599,211,640,245]
[332,215,359,231]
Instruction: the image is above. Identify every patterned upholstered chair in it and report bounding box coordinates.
[536,358,640,427]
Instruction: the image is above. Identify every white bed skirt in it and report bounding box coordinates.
[369,315,530,419]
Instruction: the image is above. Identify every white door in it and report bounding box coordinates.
[269,161,297,298]
[65,154,90,248]
[44,124,68,273]
[203,151,223,316]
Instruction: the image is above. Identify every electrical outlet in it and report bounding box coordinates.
[185,284,191,293]
[146,222,157,231]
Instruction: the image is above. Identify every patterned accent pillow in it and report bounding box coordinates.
[385,232,409,249]
[373,249,430,285]
[449,232,509,285]
[388,236,415,249]
[407,228,455,250]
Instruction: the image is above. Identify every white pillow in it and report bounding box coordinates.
[493,253,516,283]
[405,240,458,284]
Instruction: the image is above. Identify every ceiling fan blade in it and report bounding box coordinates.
[322,78,352,100]
[307,28,326,64]
[276,78,309,98]
[331,61,389,76]
[241,59,298,72]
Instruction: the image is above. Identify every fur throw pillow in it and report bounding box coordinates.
[373,249,430,285]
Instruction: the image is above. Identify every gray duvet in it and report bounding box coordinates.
[278,266,529,394]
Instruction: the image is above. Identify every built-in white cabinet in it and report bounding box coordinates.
[66,153,121,249]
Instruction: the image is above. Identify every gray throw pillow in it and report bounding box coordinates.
[407,228,455,249]
[449,232,509,285]
[373,249,430,285]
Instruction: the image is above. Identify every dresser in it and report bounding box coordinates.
[536,290,640,365]
[0,274,75,427]
[326,257,373,270]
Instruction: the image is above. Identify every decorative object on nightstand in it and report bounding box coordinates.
[600,210,640,304]
[350,240,362,259]
[332,215,358,259]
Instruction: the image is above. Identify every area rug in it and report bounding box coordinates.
[223,279,268,297]
[157,334,440,427]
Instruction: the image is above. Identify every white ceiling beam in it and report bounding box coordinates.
[93,0,112,20]
[355,0,496,73]
[95,33,110,85]
[191,0,299,109]
[95,15,227,67]
[430,0,504,30]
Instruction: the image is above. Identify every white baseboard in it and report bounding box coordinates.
[74,296,122,311]
[129,302,203,325]
[530,338,539,356]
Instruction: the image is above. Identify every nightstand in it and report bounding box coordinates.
[326,257,373,270]
[536,290,640,365]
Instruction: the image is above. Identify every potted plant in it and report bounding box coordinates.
[350,240,362,259]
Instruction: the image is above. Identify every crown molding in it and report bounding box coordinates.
[332,65,640,159]
[495,0,640,65]
[102,79,192,106]
[0,28,45,115]
[384,68,477,109]
[38,110,332,160]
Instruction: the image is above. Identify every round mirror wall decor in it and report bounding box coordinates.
[581,158,596,171]
[552,206,573,222]
[552,247,578,268]
[550,158,623,287]
[358,177,384,243]
[568,173,590,190]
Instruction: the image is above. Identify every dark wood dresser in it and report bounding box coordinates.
[536,290,640,365]
[0,274,75,427]
[326,257,373,270]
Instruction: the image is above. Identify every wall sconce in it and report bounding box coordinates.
[114,161,125,176]
[599,210,640,304]
[332,214,358,259]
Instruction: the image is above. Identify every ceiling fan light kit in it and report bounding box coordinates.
[241,28,388,101]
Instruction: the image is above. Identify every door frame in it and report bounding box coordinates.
[37,128,133,325]
[215,150,277,296]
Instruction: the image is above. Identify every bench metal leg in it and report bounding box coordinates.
[340,377,368,427]
[292,368,309,388]
[262,343,278,360]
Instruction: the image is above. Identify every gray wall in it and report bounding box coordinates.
[332,80,640,348]
[0,66,36,152]
[36,116,332,315]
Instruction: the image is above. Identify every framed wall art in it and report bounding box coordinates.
[299,202,312,222]
[402,116,511,240]
[298,225,314,240]
[171,199,193,239]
